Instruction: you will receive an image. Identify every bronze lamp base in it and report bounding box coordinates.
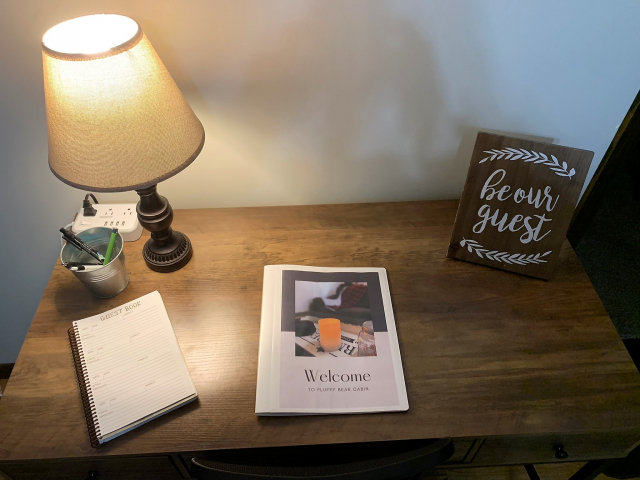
[135,185,192,273]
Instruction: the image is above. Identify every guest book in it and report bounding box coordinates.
[68,291,197,447]
[255,265,408,415]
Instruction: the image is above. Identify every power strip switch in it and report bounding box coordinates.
[72,204,143,242]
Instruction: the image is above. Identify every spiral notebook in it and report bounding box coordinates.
[68,291,197,447]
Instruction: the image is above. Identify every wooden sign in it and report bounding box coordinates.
[448,132,593,279]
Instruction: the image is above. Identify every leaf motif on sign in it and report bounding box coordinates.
[460,238,552,266]
[481,149,575,178]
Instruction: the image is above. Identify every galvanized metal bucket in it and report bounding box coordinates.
[60,227,129,298]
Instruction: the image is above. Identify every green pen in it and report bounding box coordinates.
[103,228,118,265]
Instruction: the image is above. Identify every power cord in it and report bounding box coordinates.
[61,194,99,248]
[83,193,99,216]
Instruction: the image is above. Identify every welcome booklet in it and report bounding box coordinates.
[255,265,409,415]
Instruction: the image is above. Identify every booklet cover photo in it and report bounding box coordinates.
[256,266,409,415]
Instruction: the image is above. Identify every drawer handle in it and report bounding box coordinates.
[84,470,99,480]
[553,443,569,459]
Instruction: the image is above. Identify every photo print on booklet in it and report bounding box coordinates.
[282,271,387,358]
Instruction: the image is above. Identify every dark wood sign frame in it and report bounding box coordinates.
[448,132,593,279]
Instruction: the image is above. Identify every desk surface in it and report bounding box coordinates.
[1,200,639,461]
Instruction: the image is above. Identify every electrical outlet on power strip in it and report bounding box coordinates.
[71,204,143,241]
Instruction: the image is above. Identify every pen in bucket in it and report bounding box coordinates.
[63,261,103,269]
[62,262,103,272]
[62,235,103,263]
[60,227,104,263]
[103,229,118,265]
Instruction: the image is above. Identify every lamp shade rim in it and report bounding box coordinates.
[42,14,143,61]
[49,127,205,192]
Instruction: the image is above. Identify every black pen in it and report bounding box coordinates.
[64,236,104,263]
[60,227,104,259]
[62,262,103,271]
[60,227,104,262]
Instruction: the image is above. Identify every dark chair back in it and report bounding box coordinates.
[191,438,453,480]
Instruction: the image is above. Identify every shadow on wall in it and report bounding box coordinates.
[146,1,505,208]
[234,1,446,204]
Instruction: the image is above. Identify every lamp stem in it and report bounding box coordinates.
[135,185,192,272]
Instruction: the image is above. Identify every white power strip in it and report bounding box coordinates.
[71,204,143,242]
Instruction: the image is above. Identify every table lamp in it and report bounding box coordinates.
[42,14,205,272]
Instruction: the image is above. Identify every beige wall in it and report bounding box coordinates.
[1,0,639,362]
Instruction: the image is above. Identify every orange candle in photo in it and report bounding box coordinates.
[318,318,342,352]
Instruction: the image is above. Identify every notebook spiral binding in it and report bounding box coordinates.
[68,325,102,448]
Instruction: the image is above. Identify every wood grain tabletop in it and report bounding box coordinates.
[1,200,639,461]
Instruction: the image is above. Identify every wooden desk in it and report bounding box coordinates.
[1,201,639,479]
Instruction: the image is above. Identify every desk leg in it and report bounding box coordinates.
[567,460,617,480]
[523,464,540,480]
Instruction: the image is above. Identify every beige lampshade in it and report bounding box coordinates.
[42,14,205,192]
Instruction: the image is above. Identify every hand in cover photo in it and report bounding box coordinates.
[293,281,377,358]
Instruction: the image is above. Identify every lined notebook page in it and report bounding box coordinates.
[73,291,196,440]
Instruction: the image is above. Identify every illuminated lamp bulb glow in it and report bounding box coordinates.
[42,14,140,57]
